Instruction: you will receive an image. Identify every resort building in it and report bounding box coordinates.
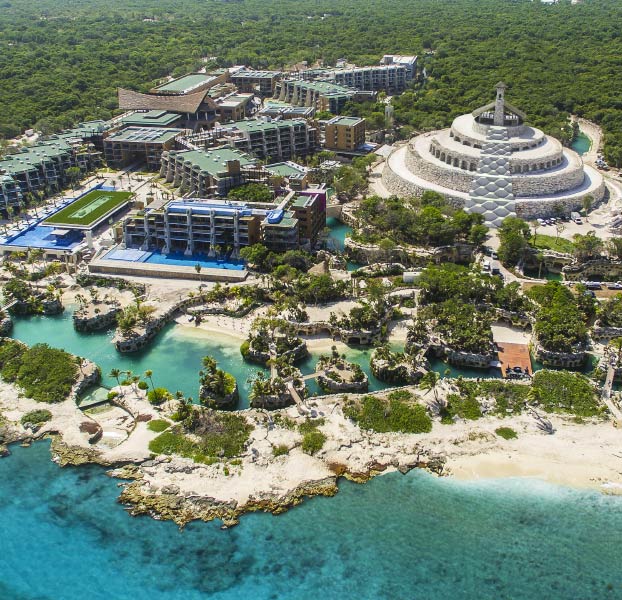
[0,139,102,206]
[117,71,231,130]
[229,69,282,96]
[159,147,256,196]
[221,119,318,161]
[380,55,418,79]
[120,110,184,129]
[214,93,254,122]
[274,79,363,114]
[382,82,606,226]
[121,189,325,256]
[265,161,309,190]
[330,64,410,93]
[324,116,366,151]
[257,101,316,120]
[103,127,185,171]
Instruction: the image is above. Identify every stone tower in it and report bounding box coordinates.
[493,81,507,126]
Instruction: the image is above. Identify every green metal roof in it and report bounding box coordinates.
[288,79,353,96]
[225,119,308,133]
[266,162,307,177]
[328,116,364,126]
[106,127,184,144]
[121,111,181,127]
[155,74,215,93]
[169,148,254,176]
[0,141,73,175]
[232,70,281,79]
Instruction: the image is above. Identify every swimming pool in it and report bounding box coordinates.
[104,248,245,270]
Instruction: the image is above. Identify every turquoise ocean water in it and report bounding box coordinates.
[1,440,622,600]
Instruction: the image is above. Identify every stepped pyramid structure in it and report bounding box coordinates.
[382,82,605,226]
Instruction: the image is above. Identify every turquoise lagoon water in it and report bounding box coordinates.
[2,440,622,600]
[572,132,591,156]
[9,309,398,406]
[326,217,361,272]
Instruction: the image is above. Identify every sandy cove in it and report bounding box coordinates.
[2,376,622,527]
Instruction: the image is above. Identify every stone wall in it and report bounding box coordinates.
[512,162,585,197]
[407,143,474,193]
[381,162,466,208]
[563,257,622,282]
[534,345,586,369]
[515,179,606,220]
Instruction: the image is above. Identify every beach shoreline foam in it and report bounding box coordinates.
[1,375,621,528]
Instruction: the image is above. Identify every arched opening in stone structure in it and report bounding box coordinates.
[461,160,467,170]
[464,141,471,147]
[440,152,446,162]
[453,157,459,167]
[470,163,476,171]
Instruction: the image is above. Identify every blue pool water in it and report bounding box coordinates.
[572,132,591,156]
[1,440,622,600]
[145,251,245,270]
[104,248,246,270]
[1,221,83,249]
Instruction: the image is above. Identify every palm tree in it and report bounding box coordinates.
[144,369,155,390]
[420,370,440,402]
[109,368,122,388]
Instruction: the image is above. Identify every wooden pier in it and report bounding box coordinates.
[496,342,532,378]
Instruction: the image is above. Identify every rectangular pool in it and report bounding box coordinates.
[104,248,245,270]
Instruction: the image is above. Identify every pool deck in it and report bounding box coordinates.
[89,257,248,282]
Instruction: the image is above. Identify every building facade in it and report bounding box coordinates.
[230,70,282,96]
[0,139,102,208]
[159,147,256,196]
[324,116,366,151]
[104,127,185,171]
[222,119,318,161]
[122,190,325,256]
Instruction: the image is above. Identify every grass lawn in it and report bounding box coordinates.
[44,189,132,227]
[532,234,575,254]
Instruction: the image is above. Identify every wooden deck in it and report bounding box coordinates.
[496,342,532,378]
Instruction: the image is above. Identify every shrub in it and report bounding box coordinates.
[345,393,432,434]
[20,409,52,426]
[147,387,171,405]
[147,419,170,432]
[442,393,482,422]
[107,391,119,401]
[495,427,518,440]
[138,381,149,390]
[240,340,251,360]
[301,430,326,455]
[532,370,604,417]
[0,340,78,404]
[272,444,289,457]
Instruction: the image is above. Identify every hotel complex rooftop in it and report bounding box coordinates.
[169,148,255,174]
[328,116,364,126]
[223,118,309,133]
[154,73,216,94]
[0,140,72,174]
[105,126,184,144]
[121,111,182,127]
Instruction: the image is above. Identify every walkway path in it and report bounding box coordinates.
[601,364,622,422]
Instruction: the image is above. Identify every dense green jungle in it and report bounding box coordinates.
[1,0,621,163]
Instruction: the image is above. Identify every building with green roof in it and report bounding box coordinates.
[160,147,256,196]
[121,110,183,128]
[275,79,356,114]
[0,139,102,205]
[222,118,318,161]
[104,126,185,170]
[153,73,218,95]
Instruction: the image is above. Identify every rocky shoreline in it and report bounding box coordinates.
[1,378,621,529]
